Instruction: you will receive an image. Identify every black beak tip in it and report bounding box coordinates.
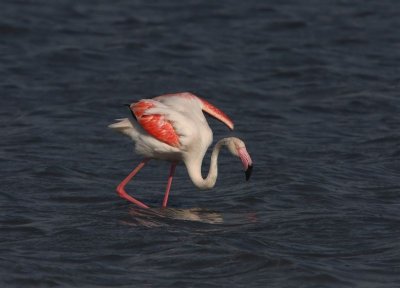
[124,104,131,107]
[245,165,253,181]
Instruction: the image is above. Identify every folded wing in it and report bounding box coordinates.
[130,100,180,148]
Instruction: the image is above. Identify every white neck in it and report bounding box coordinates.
[184,139,227,189]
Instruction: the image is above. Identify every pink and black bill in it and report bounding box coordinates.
[245,164,253,181]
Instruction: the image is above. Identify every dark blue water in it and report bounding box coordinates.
[2,0,400,287]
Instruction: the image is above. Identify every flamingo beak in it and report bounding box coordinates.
[245,165,253,181]
[238,147,253,181]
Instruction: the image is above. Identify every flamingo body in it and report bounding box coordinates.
[110,92,252,208]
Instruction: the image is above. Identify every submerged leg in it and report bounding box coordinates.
[116,158,150,209]
[162,163,177,208]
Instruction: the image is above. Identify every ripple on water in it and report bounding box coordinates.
[2,0,400,287]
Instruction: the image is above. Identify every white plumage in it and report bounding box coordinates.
[109,92,253,208]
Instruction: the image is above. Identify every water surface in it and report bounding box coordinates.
[1,0,400,287]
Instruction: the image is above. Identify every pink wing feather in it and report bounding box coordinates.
[154,92,234,130]
[198,97,234,130]
[131,100,180,147]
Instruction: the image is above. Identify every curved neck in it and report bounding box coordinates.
[185,139,227,189]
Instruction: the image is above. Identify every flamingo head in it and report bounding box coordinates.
[225,137,253,181]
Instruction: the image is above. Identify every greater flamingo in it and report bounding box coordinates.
[109,92,253,208]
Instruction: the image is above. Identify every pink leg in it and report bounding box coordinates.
[116,158,150,209]
[162,163,177,208]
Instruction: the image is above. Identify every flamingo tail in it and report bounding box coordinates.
[108,118,137,138]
